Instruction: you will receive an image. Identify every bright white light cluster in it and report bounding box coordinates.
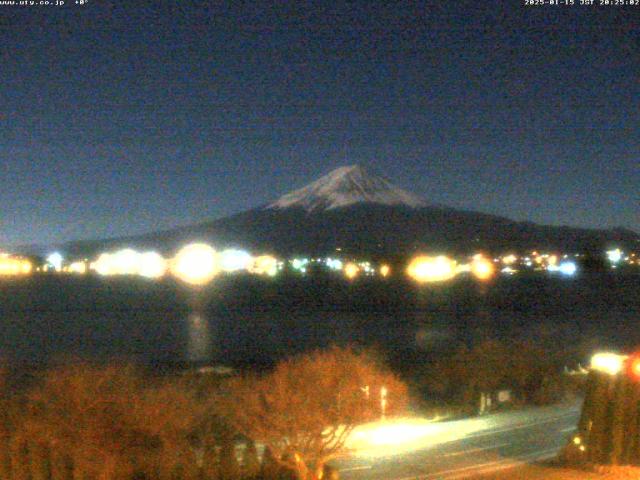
[0,255,32,276]
[326,258,343,271]
[548,261,577,276]
[46,252,64,272]
[359,261,375,275]
[219,249,252,272]
[492,251,584,275]
[291,258,309,273]
[87,244,281,285]
[607,248,622,264]
[91,249,167,279]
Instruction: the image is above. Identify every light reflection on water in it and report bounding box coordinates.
[0,274,637,367]
[187,312,211,363]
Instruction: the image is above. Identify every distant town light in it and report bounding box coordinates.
[171,243,219,285]
[219,249,252,273]
[92,253,114,276]
[558,261,577,276]
[344,262,360,280]
[607,248,622,264]
[250,255,278,277]
[502,254,517,265]
[379,264,391,278]
[68,261,87,274]
[46,252,64,272]
[0,256,32,276]
[291,258,309,272]
[112,249,140,275]
[138,251,167,279]
[591,352,627,375]
[470,255,494,281]
[326,258,343,271]
[501,266,517,275]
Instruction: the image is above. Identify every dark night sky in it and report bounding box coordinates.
[1,1,638,247]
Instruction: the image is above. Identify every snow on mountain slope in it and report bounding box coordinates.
[267,165,427,212]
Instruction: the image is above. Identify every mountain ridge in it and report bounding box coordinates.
[18,165,639,258]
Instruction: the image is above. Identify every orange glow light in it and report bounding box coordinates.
[344,262,360,280]
[470,255,495,281]
[407,255,457,283]
[379,264,391,278]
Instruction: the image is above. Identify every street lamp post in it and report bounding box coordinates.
[380,386,387,419]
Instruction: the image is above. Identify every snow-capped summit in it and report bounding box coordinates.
[267,165,427,212]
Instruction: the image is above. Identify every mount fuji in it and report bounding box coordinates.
[58,165,638,258]
[267,165,426,212]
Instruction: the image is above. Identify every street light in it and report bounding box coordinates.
[380,386,388,419]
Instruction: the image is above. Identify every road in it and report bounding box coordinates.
[333,402,581,480]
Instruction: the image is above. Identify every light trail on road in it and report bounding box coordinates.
[335,403,581,479]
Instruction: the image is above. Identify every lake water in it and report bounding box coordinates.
[0,272,638,371]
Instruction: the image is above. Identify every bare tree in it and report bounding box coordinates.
[21,362,203,480]
[216,346,408,480]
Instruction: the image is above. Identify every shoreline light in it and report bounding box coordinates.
[171,243,219,285]
[558,261,577,276]
[0,256,32,276]
[470,255,495,281]
[407,255,457,283]
[138,251,167,279]
[344,262,360,280]
[220,249,252,273]
[380,264,391,278]
[607,248,622,264]
[68,261,87,274]
[250,255,278,277]
[46,252,64,272]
